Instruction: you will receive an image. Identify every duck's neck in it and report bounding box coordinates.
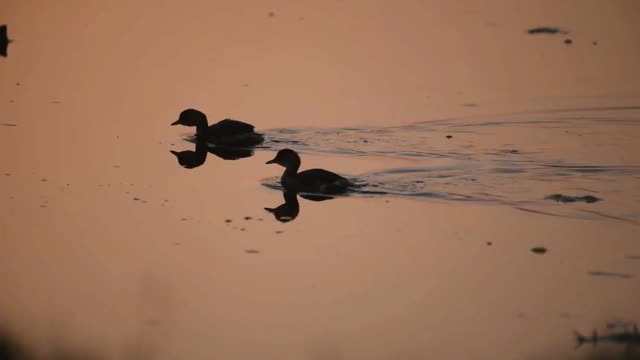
[281,163,300,185]
[194,118,209,136]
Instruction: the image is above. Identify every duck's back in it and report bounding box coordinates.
[208,119,255,135]
[296,169,353,194]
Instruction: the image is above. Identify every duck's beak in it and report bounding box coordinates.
[171,119,180,126]
[266,158,277,164]
[170,150,180,158]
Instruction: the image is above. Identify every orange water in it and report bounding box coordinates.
[1,1,639,359]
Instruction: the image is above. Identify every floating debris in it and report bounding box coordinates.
[486,242,493,246]
[275,230,284,234]
[244,216,252,221]
[592,41,598,46]
[268,11,275,17]
[626,255,640,260]
[446,135,453,139]
[564,38,573,45]
[526,27,569,35]
[133,197,141,201]
[588,271,633,279]
[462,103,478,107]
[545,194,601,203]
[245,249,260,254]
[224,219,232,223]
[531,247,548,254]
[1,123,17,127]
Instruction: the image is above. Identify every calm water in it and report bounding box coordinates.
[1,1,639,359]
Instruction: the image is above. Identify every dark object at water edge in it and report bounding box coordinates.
[0,25,11,57]
[545,194,601,204]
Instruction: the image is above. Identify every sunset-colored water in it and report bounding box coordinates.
[1,1,639,359]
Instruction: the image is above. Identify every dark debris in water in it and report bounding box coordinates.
[588,271,633,279]
[526,27,569,35]
[531,247,548,254]
[1,123,17,127]
[245,249,260,254]
[545,194,601,203]
[224,219,232,223]
[564,38,573,45]
[446,135,453,139]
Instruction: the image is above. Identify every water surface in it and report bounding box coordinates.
[1,1,639,359]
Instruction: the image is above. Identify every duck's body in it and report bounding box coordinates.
[267,149,354,195]
[172,109,264,147]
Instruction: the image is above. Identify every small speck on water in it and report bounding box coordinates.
[244,216,252,220]
[275,230,284,234]
[245,249,260,254]
[16,83,20,86]
[268,11,275,17]
[531,247,548,254]
[40,178,47,182]
[39,204,47,208]
[592,41,598,46]
[1,123,17,127]
[133,197,141,201]
[487,242,493,246]
[446,135,453,139]
[4,173,10,176]
[180,218,188,221]
[225,219,232,223]
[240,228,246,231]
[52,100,61,104]
[564,38,573,44]
[9,100,14,103]
[173,242,180,246]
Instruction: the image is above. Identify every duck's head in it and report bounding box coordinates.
[171,109,207,127]
[266,148,301,168]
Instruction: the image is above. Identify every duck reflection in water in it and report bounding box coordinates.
[171,108,264,147]
[170,139,254,169]
[265,190,335,223]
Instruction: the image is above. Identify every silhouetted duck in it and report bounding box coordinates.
[171,109,264,147]
[266,149,355,195]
